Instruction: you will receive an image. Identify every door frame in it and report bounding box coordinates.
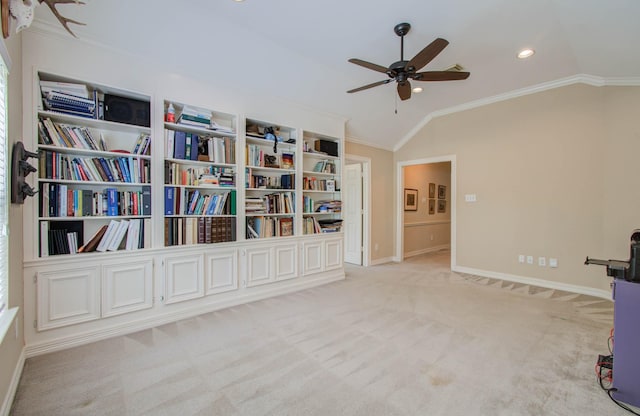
[345,154,371,267]
[395,155,456,269]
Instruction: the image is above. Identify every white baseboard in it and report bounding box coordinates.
[452,265,611,300]
[370,256,396,266]
[25,270,344,358]
[1,347,25,416]
[404,245,450,259]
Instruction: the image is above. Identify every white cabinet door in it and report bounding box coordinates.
[302,240,323,276]
[102,258,153,318]
[164,253,204,304]
[245,246,273,287]
[325,238,343,271]
[275,243,298,281]
[205,249,238,295]
[36,266,100,331]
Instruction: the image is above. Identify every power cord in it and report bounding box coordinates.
[606,388,640,415]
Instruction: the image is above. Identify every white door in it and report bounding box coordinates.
[344,163,362,265]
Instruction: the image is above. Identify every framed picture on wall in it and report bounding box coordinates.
[429,199,435,215]
[404,188,418,211]
[437,199,446,213]
[438,185,446,199]
[429,183,436,198]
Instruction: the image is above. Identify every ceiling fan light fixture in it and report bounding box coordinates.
[412,87,423,93]
[517,48,535,59]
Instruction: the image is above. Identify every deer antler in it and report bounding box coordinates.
[38,0,85,38]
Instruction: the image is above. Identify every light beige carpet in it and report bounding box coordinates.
[11,250,626,415]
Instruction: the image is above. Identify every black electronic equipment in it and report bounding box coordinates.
[104,94,150,127]
[585,230,640,282]
[314,139,338,157]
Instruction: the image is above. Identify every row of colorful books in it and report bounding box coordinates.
[164,187,235,216]
[39,184,151,218]
[40,151,151,184]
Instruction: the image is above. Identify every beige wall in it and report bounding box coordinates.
[403,162,451,256]
[345,141,395,262]
[0,32,24,412]
[395,83,639,292]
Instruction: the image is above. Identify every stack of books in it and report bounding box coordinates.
[41,80,97,119]
[177,106,211,128]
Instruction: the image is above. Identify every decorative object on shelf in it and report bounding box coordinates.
[264,126,278,153]
[4,0,86,39]
[438,184,446,199]
[404,188,417,211]
[428,182,435,198]
[11,141,38,204]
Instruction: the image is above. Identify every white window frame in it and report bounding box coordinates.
[0,38,14,343]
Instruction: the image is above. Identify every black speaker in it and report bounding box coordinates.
[314,139,339,157]
[104,94,150,127]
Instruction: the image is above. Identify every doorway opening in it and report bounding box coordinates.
[396,156,456,269]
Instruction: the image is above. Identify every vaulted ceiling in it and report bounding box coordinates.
[32,0,640,150]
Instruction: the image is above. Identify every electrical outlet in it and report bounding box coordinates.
[374,243,379,251]
[538,257,546,267]
[526,255,534,265]
[518,254,525,263]
[549,258,558,268]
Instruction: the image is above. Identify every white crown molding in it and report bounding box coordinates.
[393,74,640,152]
[345,135,394,151]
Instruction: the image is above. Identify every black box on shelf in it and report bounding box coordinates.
[314,139,338,157]
[104,94,150,127]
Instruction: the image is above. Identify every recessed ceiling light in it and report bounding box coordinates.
[412,87,423,93]
[517,48,535,59]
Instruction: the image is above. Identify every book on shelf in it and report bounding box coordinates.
[77,225,108,253]
[40,80,89,99]
[41,220,84,256]
[165,129,175,159]
[107,220,130,251]
[312,160,336,174]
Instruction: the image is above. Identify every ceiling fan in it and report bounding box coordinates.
[347,22,470,101]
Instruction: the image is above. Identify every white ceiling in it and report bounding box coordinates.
[32,0,640,150]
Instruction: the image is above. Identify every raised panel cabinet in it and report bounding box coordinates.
[325,238,343,271]
[245,246,273,287]
[164,253,204,304]
[274,243,298,281]
[102,258,153,317]
[302,241,323,276]
[205,249,238,295]
[36,266,100,331]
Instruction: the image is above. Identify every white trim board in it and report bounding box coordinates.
[453,265,611,300]
[393,74,640,152]
[1,347,25,416]
[370,256,396,266]
[404,245,450,259]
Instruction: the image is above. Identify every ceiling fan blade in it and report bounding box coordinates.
[397,81,411,101]
[412,71,470,81]
[406,38,449,72]
[347,79,392,94]
[348,58,390,74]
